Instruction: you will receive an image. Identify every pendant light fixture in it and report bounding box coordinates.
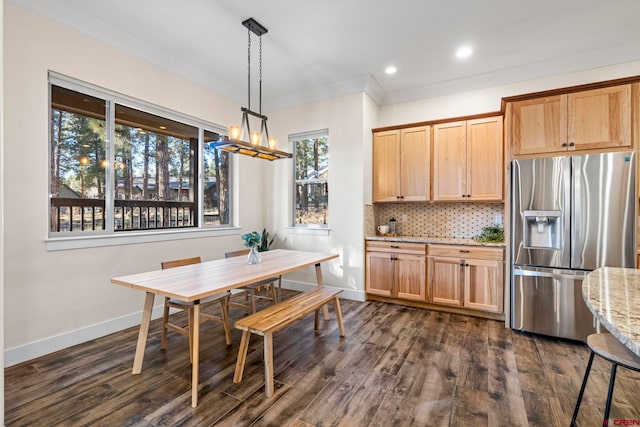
[211,18,292,161]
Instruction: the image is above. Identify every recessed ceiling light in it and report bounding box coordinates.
[455,45,473,59]
[385,65,397,75]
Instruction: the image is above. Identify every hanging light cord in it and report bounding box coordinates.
[247,26,251,111]
[259,35,263,115]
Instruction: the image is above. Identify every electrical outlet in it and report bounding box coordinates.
[401,214,408,222]
[494,214,503,225]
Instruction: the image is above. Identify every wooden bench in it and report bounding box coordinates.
[233,286,346,397]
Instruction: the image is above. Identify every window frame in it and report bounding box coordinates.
[290,129,329,230]
[46,72,236,250]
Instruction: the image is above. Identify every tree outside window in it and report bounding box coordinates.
[49,81,231,233]
[293,132,328,226]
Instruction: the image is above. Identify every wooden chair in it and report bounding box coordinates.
[571,333,640,426]
[224,249,282,313]
[160,256,232,361]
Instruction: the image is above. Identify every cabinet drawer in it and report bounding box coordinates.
[427,244,503,260]
[366,241,426,255]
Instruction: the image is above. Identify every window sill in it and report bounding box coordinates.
[45,227,241,251]
[286,226,331,236]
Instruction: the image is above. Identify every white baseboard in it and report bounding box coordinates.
[5,282,365,367]
[4,304,167,367]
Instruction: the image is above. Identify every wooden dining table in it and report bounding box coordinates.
[111,249,339,407]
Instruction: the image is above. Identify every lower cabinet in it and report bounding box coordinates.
[428,244,504,313]
[365,241,426,301]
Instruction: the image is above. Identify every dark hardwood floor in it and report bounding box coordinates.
[5,290,640,426]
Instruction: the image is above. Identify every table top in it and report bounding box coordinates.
[111,249,338,302]
[582,267,640,357]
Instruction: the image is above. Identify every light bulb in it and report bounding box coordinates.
[268,137,277,150]
[250,132,261,145]
[229,126,241,140]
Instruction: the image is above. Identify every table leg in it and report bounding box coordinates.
[315,263,330,321]
[191,300,200,408]
[132,292,155,375]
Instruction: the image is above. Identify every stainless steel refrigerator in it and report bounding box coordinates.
[511,151,636,341]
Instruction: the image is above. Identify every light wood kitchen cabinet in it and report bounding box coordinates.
[428,244,504,313]
[365,241,427,301]
[432,116,503,201]
[509,84,631,156]
[372,126,430,202]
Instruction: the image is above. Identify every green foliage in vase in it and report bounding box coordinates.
[241,228,276,252]
[258,228,275,252]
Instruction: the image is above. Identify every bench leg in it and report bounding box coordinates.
[264,333,275,397]
[233,331,251,384]
[315,309,320,330]
[333,297,345,337]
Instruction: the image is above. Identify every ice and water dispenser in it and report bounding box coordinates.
[522,210,562,249]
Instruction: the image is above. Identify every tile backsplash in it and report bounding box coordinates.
[367,203,505,239]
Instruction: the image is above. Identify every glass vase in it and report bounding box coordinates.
[247,245,262,264]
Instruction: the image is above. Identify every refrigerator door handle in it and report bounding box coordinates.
[513,268,586,280]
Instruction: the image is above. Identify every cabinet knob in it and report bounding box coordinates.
[569,142,575,147]
[390,245,400,248]
[562,143,568,147]
[459,250,470,253]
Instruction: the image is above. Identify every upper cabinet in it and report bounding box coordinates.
[372,126,430,202]
[509,84,632,156]
[433,116,504,201]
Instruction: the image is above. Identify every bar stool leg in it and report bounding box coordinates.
[602,363,618,427]
[571,351,595,426]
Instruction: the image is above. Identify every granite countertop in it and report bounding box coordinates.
[582,267,640,357]
[365,235,506,248]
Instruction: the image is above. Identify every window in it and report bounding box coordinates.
[292,130,328,227]
[49,75,231,235]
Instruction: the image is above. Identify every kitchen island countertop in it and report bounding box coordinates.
[582,267,640,357]
[365,235,505,248]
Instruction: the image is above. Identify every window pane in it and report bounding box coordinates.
[203,130,231,226]
[294,135,328,226]
[114,104,197,231]
[50,85,107,232]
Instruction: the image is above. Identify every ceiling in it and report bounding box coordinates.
[10,0,640,111]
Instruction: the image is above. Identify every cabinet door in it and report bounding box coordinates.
[365,252,395,297]
[464,258,504,313]
[372,130,400,202]
[568,85,631,151]
[400,126,430,201]
[510,95,568,156]
[433,121,467,201]
[396,254,426,301]
[428,256,463,306]
[467,116,504,201]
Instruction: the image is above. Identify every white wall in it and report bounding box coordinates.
[264,93,369,300]
[1,0,5,421]
[3,3,267,365]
